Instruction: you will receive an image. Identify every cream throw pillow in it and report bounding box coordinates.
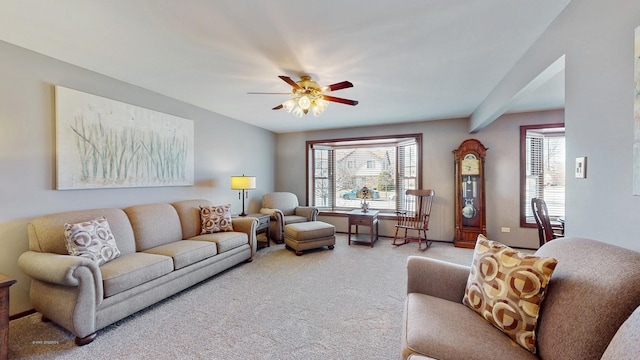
[462,234,557,353]
[200,204,234,233]
[64,216,121,265]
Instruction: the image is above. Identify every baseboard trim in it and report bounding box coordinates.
[10,308,36,320]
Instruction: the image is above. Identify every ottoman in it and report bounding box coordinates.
[284,221,336,256]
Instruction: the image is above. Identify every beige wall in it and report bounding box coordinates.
[477,0,640,252]
[0,41,276,316]
[277,110,564,248]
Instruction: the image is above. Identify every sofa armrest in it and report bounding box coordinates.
[18,250,104,307]
[406,256,470,303]
[261,207,285,241]
[230,217,258,256]
[295,206,319,221]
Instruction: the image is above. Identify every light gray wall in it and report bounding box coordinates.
[276,110,564,248]
[477,0,640,251]
[0,41,276,315]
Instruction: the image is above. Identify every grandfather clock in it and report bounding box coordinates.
[453,139,488,248]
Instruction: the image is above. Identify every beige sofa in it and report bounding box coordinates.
[18,199,257,346]
[402,237,640,359]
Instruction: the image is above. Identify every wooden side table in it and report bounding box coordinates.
[235,213,271,248]
[348,209,379,247]
[0,274,16,360]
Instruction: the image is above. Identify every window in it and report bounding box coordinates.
[307,134,422,212]
[520,124,565,227]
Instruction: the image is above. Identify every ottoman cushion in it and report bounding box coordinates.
[285,222,335,241]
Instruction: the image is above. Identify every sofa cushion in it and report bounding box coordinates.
[284,221,335,241]
[534,238,640,360]
[601,306,640,360]
[27,208,136,256]
[64,216,121,265]
[283,215,309,226]
[404,293,536,360]
[262,192,299,216]
[124,203,184,251]
[190,231,248,253]
[100,252,174,297]
[462,235,557,353]
[200,204,234,233]
[144,240,217,270]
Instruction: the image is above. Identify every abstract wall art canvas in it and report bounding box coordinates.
[634,26,640,195]
[55,86,194,190]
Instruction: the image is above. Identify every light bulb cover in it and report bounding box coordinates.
[283,99,296,112]
[298,95,311,110]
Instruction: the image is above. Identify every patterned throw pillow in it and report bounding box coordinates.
[462,235,557,353]
[200,204,234,234]
[64,216,121,265]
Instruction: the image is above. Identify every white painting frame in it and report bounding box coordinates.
[55,86,194,190]
[633,25,640,194]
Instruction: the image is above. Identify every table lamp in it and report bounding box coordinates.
[231,175,256,216]
[356,186,373,212]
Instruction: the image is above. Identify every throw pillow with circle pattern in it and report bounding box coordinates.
[462,234,557,353]
[200,204,234,234]
[64,216,121,265]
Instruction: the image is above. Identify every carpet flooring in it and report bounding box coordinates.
[8,235,475,360]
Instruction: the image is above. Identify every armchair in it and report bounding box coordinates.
[260,192,319,243]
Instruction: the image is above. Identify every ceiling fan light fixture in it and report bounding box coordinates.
[298,95,311,110]
[253,75,357,117]
[292,106,305,118]
[283,99,296,112]
[311,98,329,116]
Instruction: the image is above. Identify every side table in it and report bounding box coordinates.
[1,274,16,360]
[348,209,379,247]
[234,213,271,248]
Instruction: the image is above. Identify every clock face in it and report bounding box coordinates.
[461,154,480,175]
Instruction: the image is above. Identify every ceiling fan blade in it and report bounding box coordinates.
[272,104,284,110]
[323,95,359,106]
[278,75,302,90]
[247,92,291,95]
[324,81,353,92]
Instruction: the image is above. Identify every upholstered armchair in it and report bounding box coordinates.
[260,192,319,243]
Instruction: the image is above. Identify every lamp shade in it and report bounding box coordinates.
[230,175,256,190]
[356,186,373,199]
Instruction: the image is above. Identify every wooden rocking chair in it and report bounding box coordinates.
[393,189,435,251]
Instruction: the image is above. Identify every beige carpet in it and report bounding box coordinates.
[8,235,475,360]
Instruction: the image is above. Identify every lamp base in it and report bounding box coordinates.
[239,212,248,217]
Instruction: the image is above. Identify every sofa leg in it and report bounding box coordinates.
[328,245,334,250]
[75,333,97,346]
[295,250,303,256]
[245,257,253,263]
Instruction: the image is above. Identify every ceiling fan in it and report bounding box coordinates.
[248,75,358,117]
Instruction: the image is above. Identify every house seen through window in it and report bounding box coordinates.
[307,134,422,212]
[520,124,565,226]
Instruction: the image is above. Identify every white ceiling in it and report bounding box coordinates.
[0,1,569,133]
